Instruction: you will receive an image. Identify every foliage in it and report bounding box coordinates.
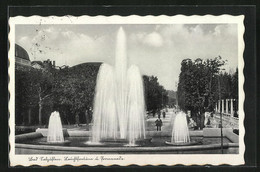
[167,90,177,106]
[15,67,54,125]
[52,63,100,119]
[177,56,238,128]
[177,56,227,113]
[16,62,170,125]
[143,75,168,111]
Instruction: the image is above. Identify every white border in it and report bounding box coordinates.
[9,15,245,166]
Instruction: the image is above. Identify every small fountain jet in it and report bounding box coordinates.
[40,111,71,145]
[166,111,199,146]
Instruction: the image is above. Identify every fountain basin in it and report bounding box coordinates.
[15,142,238,154]
[165,140,201,146]
[100,138,152,145]
[15,128,239,154]
[38,140,71,146]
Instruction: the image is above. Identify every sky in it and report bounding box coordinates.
[15,24,238,91]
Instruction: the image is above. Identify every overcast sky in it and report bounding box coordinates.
[15,24,238,91]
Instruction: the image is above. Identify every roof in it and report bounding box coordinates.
[31,61,43,65]
[31,61,44,67]
[15,44,30,61]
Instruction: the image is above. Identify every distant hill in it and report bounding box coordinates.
[69,62,102,71]
[70,62,102,69]
[67,62,102,78]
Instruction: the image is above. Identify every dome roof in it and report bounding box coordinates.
[15,44,30,61]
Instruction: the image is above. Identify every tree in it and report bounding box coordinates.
[177,56,226,128]
[167,90,177,107]
[15,67,54,125]
[52,63,100,124]
[231,68,238,100]
[16,68,37,125]
[15,62,101,126]
[29,68,54,125]
[143,75,168,112]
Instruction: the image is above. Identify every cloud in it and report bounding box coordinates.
[143,32,163,47]
[17,36,30,49]
[15,24,238,90]
[17,26,112,66]
[59,32,109,65]
[213,24,237,37]
[130,31,163,48]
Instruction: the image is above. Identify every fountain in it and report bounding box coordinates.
[90,64,118,143]
[39,111,70,145]
[166,111,199,146]
[47,111,64,143]
[126,65,146,146]
[89,27,147,146]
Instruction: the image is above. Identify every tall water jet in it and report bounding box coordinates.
[90,27,147,146]
[91,64,118,143]
[115,27,128,139]
[171,111,190,143]
[126,65,146,146]
[47,111,64,143]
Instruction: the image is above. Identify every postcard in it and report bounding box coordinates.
[9,15,245,166]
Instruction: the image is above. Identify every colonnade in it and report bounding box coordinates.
[215,99,238,117]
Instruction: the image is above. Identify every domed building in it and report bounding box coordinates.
[15,44,31,68]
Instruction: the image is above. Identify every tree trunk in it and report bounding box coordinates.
[28,108,32,125]
[64,112,70,125]
[39,103,42,125]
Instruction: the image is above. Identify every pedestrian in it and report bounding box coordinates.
[163,110,166,118]
[155,117,163,131]
[204,109,211,127]
[157,109,161,119]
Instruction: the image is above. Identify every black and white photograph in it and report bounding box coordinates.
[8,15,245,166]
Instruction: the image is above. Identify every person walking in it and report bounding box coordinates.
[157,109,161,119]
[162,110,166,118]
[155,117,163,131]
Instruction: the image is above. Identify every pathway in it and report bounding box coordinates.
[145,109,176,133]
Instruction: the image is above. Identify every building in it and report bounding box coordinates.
[15,44,31,69]
[15,43,68,71]
[31,61,44,69]
[32,59,61,70]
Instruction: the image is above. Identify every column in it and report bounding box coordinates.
[230,99,234,117]
[221,100,224,114]
[226,99,229,114]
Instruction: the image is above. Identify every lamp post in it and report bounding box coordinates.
[218,74,223,154]
[161,90,164,112]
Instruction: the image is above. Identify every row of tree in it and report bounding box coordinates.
[177,56,238,128]
[15,63,169,126]
[15,63,100,125]
[143,75,168,112]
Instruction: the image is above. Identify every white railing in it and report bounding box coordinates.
[213,113,239,129]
